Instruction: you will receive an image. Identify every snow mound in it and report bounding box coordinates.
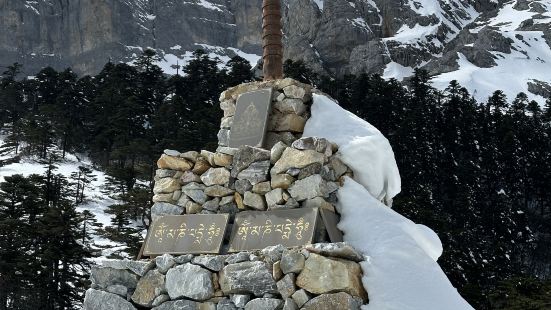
[304,94,472,309]
[337,179,473,310]
[303,94,401,204]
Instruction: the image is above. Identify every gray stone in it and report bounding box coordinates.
[183,190,208,204]
[166,263,214,301]
[297,163,322,180]
[271,148,325,175]
[192,255,227,272]
[273,261,283,281]
[320,165,336,181]
[201,150,217,166]
[271,174,295,190]
[225,252,250,264]
[213,153,233,167]
[270,142,288,164]
[216,298,237,310]
[305,243,364,262]
[220,116,233,129]
[186,202,203,214]
[154,178,182,194]
[218,129,230,146]
[286,168,300,177]
[151,202,184,222]
[164,149,181,157]
[204,185,234,197]
[234,179,253,194]
[291,137,329,153]
[291,289,311,308]
[202,198,220,212]
[177,195,191,207]
[83,289,137,310]
[301,292,362,310]
[243,191,266,210]
[330,156,348,178]
[153,193,175,203]
[280,251,305,274]
[90,267,138,290]
[156,254,176,274]
[231,294,251,308]
[296,254,367,301]
[219,261,277,296]
[201,168,231,186]
[153,299,198,310]
[131,269,166,307]
[268,112,306,133]
[181,171,202,184]
[244,298,283,310]
[282,298,298,310]
[283,85,308,101]
[265,188,285,207]
[303,197,335,212]
[288,175,338,201]
[175,254,194,264]
[261,244,286,262]
[274,98,307,115]
[221,100,236,117]
[106,284,128,297]
[100,259,155,277]
[156,169,177,178]
[152,294,170,307]
[252,181,272,195]
[180,151,199,163]
[217,146,239,156]
[172,190,183,201]
[219,202,239,216]
[231,146,271,178]
[276,274,296,299]
[220,195,235,205]
[237,161,270,185]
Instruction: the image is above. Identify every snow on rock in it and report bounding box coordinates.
[337,179,473,310]
[304,94,471,309]
[303,94,401,204]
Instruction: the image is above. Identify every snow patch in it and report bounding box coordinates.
[383,62,415,81]
[303,94,401,204]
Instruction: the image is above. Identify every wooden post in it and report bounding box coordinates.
[262,0,283,81]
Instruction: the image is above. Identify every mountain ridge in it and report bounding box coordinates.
[1,0,550,103]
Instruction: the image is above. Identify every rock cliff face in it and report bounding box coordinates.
[1,0,550,103]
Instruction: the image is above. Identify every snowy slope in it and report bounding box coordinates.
[304,94,473,310]
[0,136,126,258]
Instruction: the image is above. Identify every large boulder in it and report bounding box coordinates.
[271,148,325,175]
[157,154,193,171]
[296,254,367,301]
[131,269,166,307]
[301,292,362,310]
[219,261,278,296]
[90,267,138,290]
[165,264,214,301]
[84,289,136,310]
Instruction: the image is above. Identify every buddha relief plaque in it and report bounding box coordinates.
[228,88,273,148]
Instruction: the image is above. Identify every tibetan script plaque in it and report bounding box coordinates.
[228,208,320,252]
[143,214,229,256]
[228,88,273,148]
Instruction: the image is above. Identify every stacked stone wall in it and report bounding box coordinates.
[85,243,367,310]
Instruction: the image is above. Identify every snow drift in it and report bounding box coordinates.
[304,94,474,310]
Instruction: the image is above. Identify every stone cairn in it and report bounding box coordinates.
[84,79,369,310]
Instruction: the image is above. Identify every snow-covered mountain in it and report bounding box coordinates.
[1,0,550,103]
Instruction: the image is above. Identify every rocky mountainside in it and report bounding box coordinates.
[1,0,550,103]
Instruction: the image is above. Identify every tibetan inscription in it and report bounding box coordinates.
[228,88,273,148]
[228,208,320,252]
[144,214,229,256]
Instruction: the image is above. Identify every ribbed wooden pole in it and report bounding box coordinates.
[262,0,283,81]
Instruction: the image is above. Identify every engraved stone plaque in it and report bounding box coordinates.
[143,214,229,256]
[228,88,273,148]
[228,208,320,252]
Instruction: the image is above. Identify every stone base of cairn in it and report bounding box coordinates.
[83,79,370,310]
